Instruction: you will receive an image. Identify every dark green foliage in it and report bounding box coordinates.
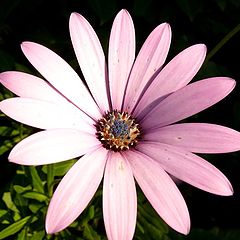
[0,0,240,239]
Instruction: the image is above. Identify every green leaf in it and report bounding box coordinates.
[22,191,48,202]
[47,164,54,196]
[30,230,45,240]
[0,144,10,155]
[17,227,27,240]
[88,206,95,220]
[14,192,28,210]
[0,126,10,135]
[42,159,76,177]
[29,167,44,193]
[53,159,76,176]
[83,224,101,240]
[13,185,32,194]
[28,203,43,214]
[0,216,31,239]
[2,192,19,213]
[138,204,168,234]
[0,210,8,218]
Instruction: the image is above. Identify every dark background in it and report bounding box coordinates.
[1,0,240,239]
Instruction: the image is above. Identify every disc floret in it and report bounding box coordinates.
[95,110,141,151]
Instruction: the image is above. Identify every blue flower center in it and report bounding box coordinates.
[110,120,129,137]
[95,110,141,151]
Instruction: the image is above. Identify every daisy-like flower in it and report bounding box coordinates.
[0,9,240,239]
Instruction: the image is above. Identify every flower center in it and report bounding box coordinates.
[95,110,141,151]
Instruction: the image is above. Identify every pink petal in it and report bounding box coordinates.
[141,77,236,129]
[9,129,100,165]
[123,23,171,112]
[103,152,137,240]
[137,142,233,196]
[108,9,135,110]
[70,13,109,112]
[134,44,206,116]
[125,150,190,234]
[46,147,107,233]
[0,71,66,103]
[21,42,101,120]
[0,97,94,133]
[145,123,240,153]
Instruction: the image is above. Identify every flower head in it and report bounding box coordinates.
[1,9,240,239]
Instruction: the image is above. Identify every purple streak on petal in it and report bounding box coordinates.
[134,44,206,116]
[145,123,240,153]
[21,42,101,120]
[70,13,110,113]
[0,71,66,103]
[9,129,101,165]
[137,142,233,196]
[103,152,137,240]
[108,9,135,110]
[141,77,236,129]
[123,23,171,112]
[46,147,107,233]
[0,97,95,133]
[125,150,190,235]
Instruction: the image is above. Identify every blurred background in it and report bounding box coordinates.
[0,0,240,239]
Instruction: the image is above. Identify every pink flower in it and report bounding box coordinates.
[0,9,239,239]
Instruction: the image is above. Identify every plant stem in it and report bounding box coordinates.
[205,23,240,64]
[47,164,54,197]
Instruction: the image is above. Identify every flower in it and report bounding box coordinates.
[0,9,239,239]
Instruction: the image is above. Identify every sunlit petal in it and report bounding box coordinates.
[141,77,235,129]
[0,97,94,133]
[21,41,101,119]
[125,150,190,234]
[134,44,206,116]
[108,9,135,110]
[46,148,107,233]
[137,142,233,196]
[103,152,137,240]
[124,23,171,112]
[70,12,109,112]
[0,71,66,103]
[9,129,100,165]
[145,123,240,153]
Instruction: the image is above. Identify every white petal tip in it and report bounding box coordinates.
[0,72,6,82]
[222,186,234,196]
[176,219,191,235]
[211,177,233,196]
[174,216,191,235]
[69,12,86,28]
[161,22,171,28]
[119,9,129,13]
[225,77,236,88]
[21,41,29,48]
[182,227,191,235]
[45,224,57,235]
[8,153,16,163]
[154,22,171,34]
[172,221,190,235]
[197,43,207,53]
[116,9,131,19]
[70,12,80,19]
[9,151,34,166]
[45,217,62,235]
[21,41,34,53]
[8,156,24,166]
